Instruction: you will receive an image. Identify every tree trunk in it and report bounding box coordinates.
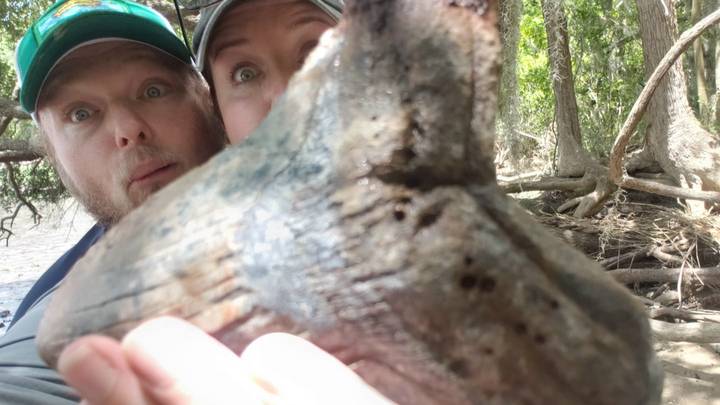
[498,0,523,163]
[715,7,720,127]
[692,0,710,122]
[636,0,720,213]
[540,0,586,177]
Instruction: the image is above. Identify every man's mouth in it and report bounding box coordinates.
[128,161,178,189]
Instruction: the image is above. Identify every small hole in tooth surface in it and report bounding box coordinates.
[478,277,496,293]
[448,359,470,378]
[418,211,440,229]
[534,334,547,345]
[459,274,478,290]
[514,323,527,335]
[394,209,406,221]
[464,256,474,266]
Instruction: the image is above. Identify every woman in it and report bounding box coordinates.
[193,0,343,144]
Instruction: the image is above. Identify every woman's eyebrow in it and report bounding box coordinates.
[289,14,331,29]
[212,37,249,60]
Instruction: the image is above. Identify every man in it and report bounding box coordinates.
[0,0,225,402]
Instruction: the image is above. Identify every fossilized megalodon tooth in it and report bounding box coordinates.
[38,1,663,404]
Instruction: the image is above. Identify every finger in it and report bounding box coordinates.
[122,316,271,405]
[58,335,148,405]
[241,333,396,404]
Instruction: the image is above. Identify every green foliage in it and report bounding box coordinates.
[516,0,645,162]
[565,0,645,158]
[0,160,67,212]
[0,0,54,96]
[517,0,553,137]
[0,0,63,215]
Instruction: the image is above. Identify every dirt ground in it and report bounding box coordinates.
[658,341,720,404]
[0,200,94,332]
[0,199,718,404]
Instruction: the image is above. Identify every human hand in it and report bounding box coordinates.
[57,316,395,405]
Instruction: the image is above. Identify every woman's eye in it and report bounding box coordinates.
[69,107,93,123]
[232,66,260,84]
[144,84,165,98]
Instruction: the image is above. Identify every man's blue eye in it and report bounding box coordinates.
[70,108,92,123]
[145,85,164,98]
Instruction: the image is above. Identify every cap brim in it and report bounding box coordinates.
[21,13,192,113]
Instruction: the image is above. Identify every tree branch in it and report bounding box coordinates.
[0,117,12,137]
[0,137,44,154]
[608,266,720,284]
[649,307,720,323]
[0,150,42,163]
[0,203,22,246]
[619,175,720,202]
[0,98,31,120]
[4,163,41,224]
[650,319,720,343]
[500,176,593,194]
[609,6,720,202]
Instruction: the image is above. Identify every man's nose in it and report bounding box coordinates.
[109,103,150,148]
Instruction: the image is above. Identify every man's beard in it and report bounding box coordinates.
[54,145,181,227]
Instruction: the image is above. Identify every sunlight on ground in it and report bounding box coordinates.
[0,199,93,334]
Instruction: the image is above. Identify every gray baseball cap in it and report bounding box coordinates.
[192,0,343,74]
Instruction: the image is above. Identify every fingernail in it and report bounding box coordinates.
[58,342,119,403]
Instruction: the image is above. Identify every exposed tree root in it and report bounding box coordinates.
[499,175,592,194]
[600,247,650,269]
[496,170,543,183]
[502,163,615,217]
[557,165,616,217]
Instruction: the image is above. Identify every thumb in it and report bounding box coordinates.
[240,333,396,404]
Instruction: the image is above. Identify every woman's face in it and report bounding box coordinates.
[208,0,336,144]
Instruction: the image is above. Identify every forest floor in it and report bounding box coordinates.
[513,189,720,405]
[0,196,719,404]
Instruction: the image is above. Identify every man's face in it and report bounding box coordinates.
[208,0,336,144]
[37,41,225,225]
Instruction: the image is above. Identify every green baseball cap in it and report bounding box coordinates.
[15,0,193,114]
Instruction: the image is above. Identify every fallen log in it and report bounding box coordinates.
[37,1,663,404]
[609,267,720,285]
[651,319,720,343]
